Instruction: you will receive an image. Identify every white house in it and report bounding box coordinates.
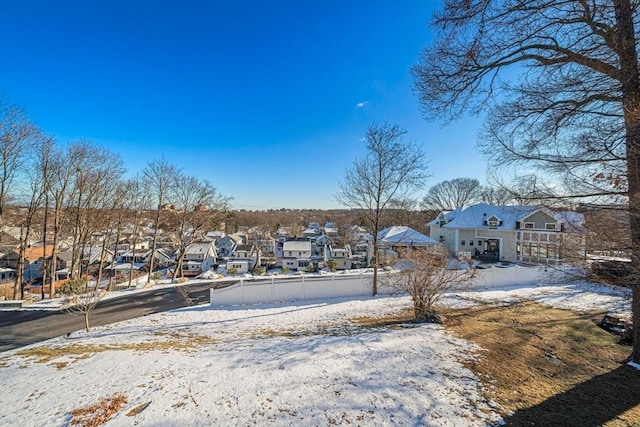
[226,244,260,272]
[182,242,218,276]
[427,203,585,263]
[225,259,251,274]
[216,234,244,257]
[325,245,352,270]
[348,225,369,243]
[281,240,312,271]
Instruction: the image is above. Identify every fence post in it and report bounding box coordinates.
[271,275,275,303]
[332,274,335,298]
[240,278,244,305]
[301,274,305,300]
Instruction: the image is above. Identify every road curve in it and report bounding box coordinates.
[0,281,229,353]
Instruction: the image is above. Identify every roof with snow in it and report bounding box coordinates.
[283,241,312,251]
[427,203,585,230]
[184,242,215,254]
[377,226,438,246]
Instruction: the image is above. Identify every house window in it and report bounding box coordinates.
[477,240,483,246]
[524,222,535,229]
[461,240,466,246]
[439,236,445,242]
[488,220,498,228]
[545,223,557,230]
[288,251,292,256]
[469,240,474,246]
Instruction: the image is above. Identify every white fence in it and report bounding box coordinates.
[210,265,553,307]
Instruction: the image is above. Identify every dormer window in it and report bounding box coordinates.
[523,222,535,229]
[545,223,557,230]
[485,215,501,228]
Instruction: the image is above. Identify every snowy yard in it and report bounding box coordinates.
[0,280,632,426]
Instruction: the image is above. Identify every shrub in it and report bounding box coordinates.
[326,259,338,272]
[227,266,238,275]
[253,266,266,275]
[58,278,87,296]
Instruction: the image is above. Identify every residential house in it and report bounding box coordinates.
[0,245,55,281]
[118,248,172,268]
[225,244,260,273]
[181,242,218,276]
[225,259,250,274]
[0,267,16,282]
[281,240,312,271]
[82,245,114,266]
[348,225,369,242]
[216,234,244,257]
[0,230,20,253]
[427,203,585,263]
[302,228,321,240]
[373,226,440,265]
[324,245,352,270]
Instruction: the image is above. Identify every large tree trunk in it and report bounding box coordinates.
[128,239,137,288]
[174,250,185,283]
[41,195,48,300]
[49,206,60,299]
[147,207,161,284]
[615,0,640,364]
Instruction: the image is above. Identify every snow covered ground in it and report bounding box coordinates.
[0,279,632,426]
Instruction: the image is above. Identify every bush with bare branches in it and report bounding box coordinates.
[385,246,476,323]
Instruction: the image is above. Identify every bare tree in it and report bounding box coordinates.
[421,178,482,211]
[382,198,432,233]
[47,143,76,298]
[38,137,54,300]
[60,277,104,332]
[412,0,640,363]
[169,174,230,282]
[336,122,429,295]
[385,246,476,323]
[66,141,124,280]
[479,186,516,206]
[121,176,151,288]
[0,97,39,219]
[13,163,45,298]
[143,158,180,284]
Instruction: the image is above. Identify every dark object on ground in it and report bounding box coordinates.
[598,315,633,345]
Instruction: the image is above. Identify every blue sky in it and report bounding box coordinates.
[0,1,487,210]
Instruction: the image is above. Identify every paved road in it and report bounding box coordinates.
[0,281,231,353]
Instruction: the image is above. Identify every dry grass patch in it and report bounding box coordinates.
[70,392,127,427]
[442,301,640,426]
[350,309,414,328]
[14,334,219,366]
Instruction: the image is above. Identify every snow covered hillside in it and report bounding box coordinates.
[0,281,631,426]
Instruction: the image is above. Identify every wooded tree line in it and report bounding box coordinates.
[0,98,230,299]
